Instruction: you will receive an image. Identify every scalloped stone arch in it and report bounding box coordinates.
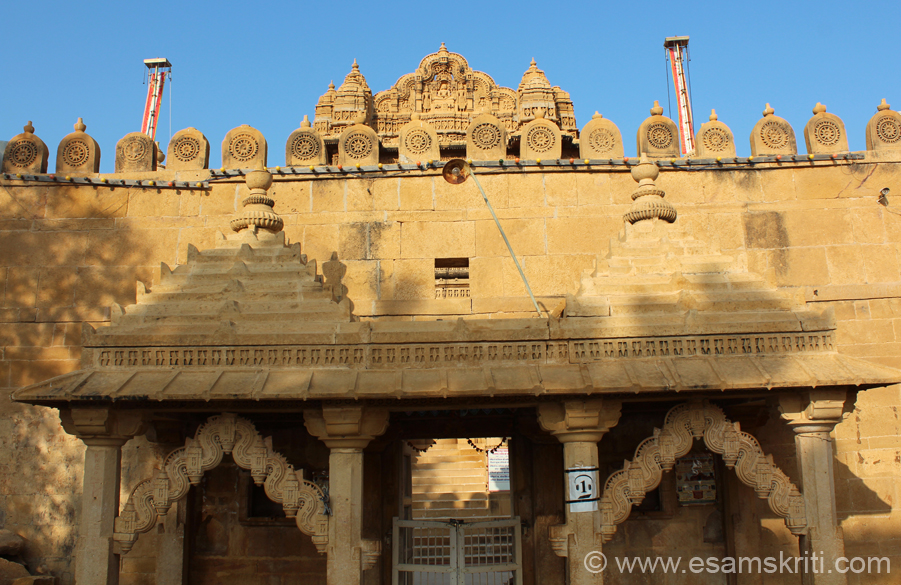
[113,413,329,554]
[598,401,807,543]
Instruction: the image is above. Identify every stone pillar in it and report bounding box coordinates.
[538,399,622,585]
[780,390,848,585]
[59,408,147,585]
[305,406,389,585]
[156,500,187,585]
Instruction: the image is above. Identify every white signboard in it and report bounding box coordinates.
[566,467,599,512]
[488,447,510,492]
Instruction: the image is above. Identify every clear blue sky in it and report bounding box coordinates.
[2,0,898,173]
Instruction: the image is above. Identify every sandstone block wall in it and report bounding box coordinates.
[1,153,900,580]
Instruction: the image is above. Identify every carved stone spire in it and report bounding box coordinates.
[624,153,676,224]
[230,163,283,236]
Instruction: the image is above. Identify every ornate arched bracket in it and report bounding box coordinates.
[598,401,807,543]
[113,413,329,554]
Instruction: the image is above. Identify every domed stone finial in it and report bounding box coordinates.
[530,58,537,67]
[877,98,891,112]
[74,118,86,132]
[351,59,359,72]
[301,115,311,129]
[24,121,34,134]
[231,163,282,236]
[625,152,676,225]
[650,101,664,116]
[328,80,335,91]
[439,42,447,52]
[709,109,718,121]
[813,102,827,115]
[763,103,775,117]
[592,111,602,119]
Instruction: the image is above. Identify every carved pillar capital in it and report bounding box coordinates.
[779,390,847,436]
[60,407,148,446]
[538,398,622,443]
[304,406,389,450]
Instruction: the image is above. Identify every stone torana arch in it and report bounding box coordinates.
[113,413,329,553]
[598,401,807,542]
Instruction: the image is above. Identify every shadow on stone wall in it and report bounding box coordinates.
[0,180,158,582]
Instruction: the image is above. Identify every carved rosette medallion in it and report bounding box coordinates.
[229,134,259,162]
[8,141,38,168]
[472,123,501,149]
[63,140,90,167]
[404,129,432,154]
[526,125,555,153]
[647,123,674,149]
[760,122,789,149]
[122,137,147,162]
[702,128,730,152]
[173,136,201,162]
[876,116,900,143]
[291,133,321,160]
[813,120,841,146]
[588,128,615,154]
[344,132,374,159]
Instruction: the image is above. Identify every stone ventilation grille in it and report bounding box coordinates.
[435,259,470,299]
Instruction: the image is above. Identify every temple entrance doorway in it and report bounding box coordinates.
[393,435,522,585]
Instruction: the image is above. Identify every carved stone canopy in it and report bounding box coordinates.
[314,45,577,148]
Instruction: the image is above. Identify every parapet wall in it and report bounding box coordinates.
[3,100,901,176]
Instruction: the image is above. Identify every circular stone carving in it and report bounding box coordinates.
[527,126,555,153]
[229,133,259,162]
[173,137,201,162]
[814,120,841,146]
[122,138,146,162]
[62,140,90,167]
[404,129,432,154]
[291,133,320,160]
[8,140,38,168]
[876,116,901,143]
[702,127,731,152]
[471,123,501,149]
[588,128,615,153]
[647,123,674,149]
[344,132,373,159]
[760,121,789,149]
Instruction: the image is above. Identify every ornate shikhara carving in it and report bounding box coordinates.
[113,413,329,554]
[597,401,807,544]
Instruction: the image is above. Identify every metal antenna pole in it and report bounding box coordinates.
[467,171,543,318]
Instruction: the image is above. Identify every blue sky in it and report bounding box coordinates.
[2,0,898,172]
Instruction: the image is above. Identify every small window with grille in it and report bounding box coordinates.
[435,258,470,299]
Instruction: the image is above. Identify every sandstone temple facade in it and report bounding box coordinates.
[1,46,900,585]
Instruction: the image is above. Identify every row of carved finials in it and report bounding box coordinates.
[3,100,900,175]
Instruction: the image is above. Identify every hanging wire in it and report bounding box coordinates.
[168,69,172,149]
[664,48,673,120]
